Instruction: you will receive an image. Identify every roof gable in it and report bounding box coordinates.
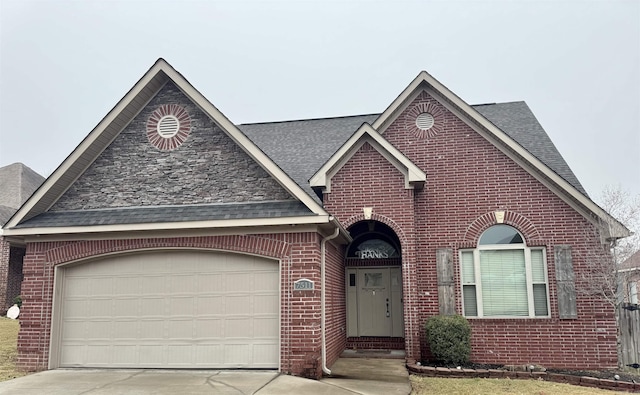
[370,71,628,239]
[49,81,295,211]
[5,59,329,232]
[309,123,425,192]
[239,114,379,202]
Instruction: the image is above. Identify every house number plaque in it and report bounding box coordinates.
[294,279,314,291]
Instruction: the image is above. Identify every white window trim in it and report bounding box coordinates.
[460,243,551,319]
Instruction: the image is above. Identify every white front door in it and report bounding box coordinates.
[346,267,403,337]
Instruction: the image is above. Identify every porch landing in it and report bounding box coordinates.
[341,349,406,359]
[322,357,411,395]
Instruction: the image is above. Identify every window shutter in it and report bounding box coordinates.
[436,248,455,315]
[554,245,577,319]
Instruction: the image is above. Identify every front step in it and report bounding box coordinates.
[340,349,406,359]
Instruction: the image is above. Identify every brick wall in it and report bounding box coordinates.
[6,246,24,309]
[324,240,346,369]
[51,81,292,211]
[323,90,617,369]
[0,237,9,313]
[17,233,325,378]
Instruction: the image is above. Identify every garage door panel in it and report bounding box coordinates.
[196,274,223,291]
[255,317,279,337]
[139,320,164,338]
[141,276,166,294]
[255,294,278,313]
[196,345,222,364]
[196,296,224,315]
[225,295,252,314]
[225,273,255,292]
[140,297,165,316]
[255,271,279,291]
[58,250,279,369]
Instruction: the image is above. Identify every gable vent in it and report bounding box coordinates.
[146,104,191,151]
[416,112,434,130]
[157,115,180,138]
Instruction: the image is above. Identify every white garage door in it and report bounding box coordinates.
[57,250,279,368]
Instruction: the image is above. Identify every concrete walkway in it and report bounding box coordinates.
[0,358,410,395]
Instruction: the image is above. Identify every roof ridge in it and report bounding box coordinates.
[239,113,380,126]
[471,100,526,107]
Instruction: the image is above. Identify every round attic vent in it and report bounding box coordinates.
[146,104,191,151]
[157,115,180,138]
[416,112,435,130]
[404,99,444,139]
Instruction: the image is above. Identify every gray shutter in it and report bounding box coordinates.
[554,245,577,319]
[436,248,456,315]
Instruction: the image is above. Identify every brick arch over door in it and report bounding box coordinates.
[45,235,292,266]
[463,210,540,245]
[342,213,409,256]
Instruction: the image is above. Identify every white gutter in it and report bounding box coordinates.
[321,221,340,376]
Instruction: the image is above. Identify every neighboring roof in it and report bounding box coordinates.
[620,250,640,271]
[14,200,313,228]
[0,205,15,226]
[0,163,45,209]
[0,163,45,226]
[4,59,332,234]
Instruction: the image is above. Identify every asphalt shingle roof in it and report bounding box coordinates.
[239,102,587,200]
[239,114,378,201]
[15,200,313,228]
[473,102,587,196]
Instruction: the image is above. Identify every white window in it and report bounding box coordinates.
[460,225,550,318]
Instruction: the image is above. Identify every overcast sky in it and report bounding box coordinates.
[1,0,638,202]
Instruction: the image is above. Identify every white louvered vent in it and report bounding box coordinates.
[157,115,180,138]
[415,112,435,131]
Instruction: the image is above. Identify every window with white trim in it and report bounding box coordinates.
[461,225,549,318]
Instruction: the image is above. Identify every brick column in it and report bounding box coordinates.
[0,237,10,313]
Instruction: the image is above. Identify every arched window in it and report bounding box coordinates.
[460,225,549,318]
[347,238,400,259]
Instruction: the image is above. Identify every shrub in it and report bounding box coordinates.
[425,314,471,365]
[13,295,22,308]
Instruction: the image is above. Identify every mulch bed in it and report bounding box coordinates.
[410,361,640,392]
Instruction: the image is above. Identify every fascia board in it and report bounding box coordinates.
[2,215,333,237]
[372,71,429,131]
[310,123,425,191]
[159,62,328,216]
[5,60,169,229]
[426,86,630,238]
[20,224,323,243]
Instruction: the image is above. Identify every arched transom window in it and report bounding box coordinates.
[460,225,549,318]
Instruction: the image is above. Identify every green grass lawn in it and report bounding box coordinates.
[411,375,630,395]
[0,317,28,382]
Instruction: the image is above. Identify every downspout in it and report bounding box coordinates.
[321,221,340,376]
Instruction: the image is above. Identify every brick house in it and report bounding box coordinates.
[1,59,630,378]
[0,163,44,314]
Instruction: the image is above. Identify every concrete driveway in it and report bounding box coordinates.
[0,358,410,395]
